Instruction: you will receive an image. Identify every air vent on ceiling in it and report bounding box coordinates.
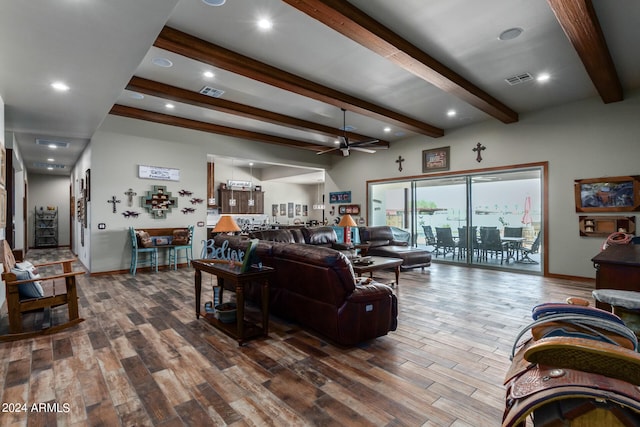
[200,86,225,98]
[35,139,69,148]
[33,162,66,170]
[505,73,533,86]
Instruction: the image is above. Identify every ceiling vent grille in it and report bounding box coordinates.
[200,86,225,98]
[505,73,533,85]
[35,139,69,148]
[33,162,66,169]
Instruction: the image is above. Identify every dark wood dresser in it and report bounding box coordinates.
[592,244,640,310]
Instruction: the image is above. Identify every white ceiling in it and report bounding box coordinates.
[1,0,639,179]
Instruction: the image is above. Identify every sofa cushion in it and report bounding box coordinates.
[249,229,296,243]
[136,230,153,248]
[301,226,339,246]
[12,262,44,299]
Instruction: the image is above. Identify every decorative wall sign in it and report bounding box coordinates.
[138,164,180,181]
[227,180,252,189]
[422,147,450,172]
[140,185,178,218]
[330,191,351,203]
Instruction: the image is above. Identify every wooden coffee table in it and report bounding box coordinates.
[351,256,403,286]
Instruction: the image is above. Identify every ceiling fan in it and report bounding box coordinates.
[317,108,385,156]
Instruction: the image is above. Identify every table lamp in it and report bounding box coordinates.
[338,214,357,244]
[213,215,241,234]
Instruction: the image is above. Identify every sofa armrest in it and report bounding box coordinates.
[331,242,354,251]
[389,240,409,246]
[348,282,393,303]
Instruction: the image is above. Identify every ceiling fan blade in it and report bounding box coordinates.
[350,139,379,146]
[317,147,339,155]
[349,146,376,154]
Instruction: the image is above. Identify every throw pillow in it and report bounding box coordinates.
[172,229,189,246]
[11,267,44,299]
[136,230,153,248]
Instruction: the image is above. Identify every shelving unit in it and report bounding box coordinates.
[35,206,58,248]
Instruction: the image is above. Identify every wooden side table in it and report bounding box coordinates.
[192,259,274,345]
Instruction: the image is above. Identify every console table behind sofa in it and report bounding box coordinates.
[130,226,193,273]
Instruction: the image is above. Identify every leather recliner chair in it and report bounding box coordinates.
[358,226,431,271]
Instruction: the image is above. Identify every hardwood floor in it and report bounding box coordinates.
[0,248,594,426]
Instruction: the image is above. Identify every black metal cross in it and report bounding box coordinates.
[124,188,137,207]
[473,142,486,162]
[396,155,405,171]
[107,196,121,213]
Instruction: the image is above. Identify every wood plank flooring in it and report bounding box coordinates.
[0,248,595,426]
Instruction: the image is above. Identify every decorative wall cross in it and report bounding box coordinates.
[107,196,121,213]
[124,188,137,207]
[473,142,486,162]
[396,155,405,171]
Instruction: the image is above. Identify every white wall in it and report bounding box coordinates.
[0,94,5,309]
[28,174,71,248]
[326,89,640,278]
[86,115,331,273]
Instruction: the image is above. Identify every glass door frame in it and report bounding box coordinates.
[366,161,548,276]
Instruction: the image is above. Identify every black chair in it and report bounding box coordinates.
[422,225,436,247]
[504,227,523,237]
[519,232,541,264]
[503,227,524,260]
[457,226,478,259]
[435,227,456,258]
[479,228,506,264]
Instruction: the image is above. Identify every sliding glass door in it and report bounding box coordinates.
[368,167,543,274]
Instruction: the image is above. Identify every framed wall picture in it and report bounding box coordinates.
[329,191,351,203]
[0,187,5,228]
[338,204,361,215]
[422,147,450,172]
[574,176,640,212]
[0,146,5,187]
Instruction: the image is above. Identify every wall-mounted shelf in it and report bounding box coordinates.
[579,215,635,237]
[35,206,58,248]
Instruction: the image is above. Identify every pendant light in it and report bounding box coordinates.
[248,162,255,207]
[313,180,325,210]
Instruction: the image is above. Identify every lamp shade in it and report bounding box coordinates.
[213,215,241,233]
[338,214,357,227]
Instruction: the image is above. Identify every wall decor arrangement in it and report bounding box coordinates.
[178,189,193,196]
[338,204,361,215]
[181,207,196,214]
[85,169,91,201]
[122,210,140,218]
[422,146,450,172]
[330,191,351,203]
[124,188,137,207]
[140,185,178,218]
[574,176,640,212]
[190,197,203,204]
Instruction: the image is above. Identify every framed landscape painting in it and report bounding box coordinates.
[574,175,640,212]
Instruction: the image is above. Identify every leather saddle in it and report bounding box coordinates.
[503,302,640,426]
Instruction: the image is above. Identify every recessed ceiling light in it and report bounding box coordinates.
[334,139,340,145]
[51,81,69,92]
[47,158,55,162]
[152,57,173,68]
[383,127,391,133]
[257,18,273,30]
[537,73,551,83]
[203,71,214,78]
[165,103,175,109]
[202,0,226,5]
[498,27,523,41]
[48,144,57,149]
[447,110,457,117]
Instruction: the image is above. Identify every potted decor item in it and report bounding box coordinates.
[214,302,237,323]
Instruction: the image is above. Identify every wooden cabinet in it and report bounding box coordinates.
[218,189,264,214]
[592,244,640,310]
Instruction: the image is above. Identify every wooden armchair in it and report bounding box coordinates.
[1,240,86,341]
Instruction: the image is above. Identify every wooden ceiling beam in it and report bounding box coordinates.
[154,26,444,138]
[282,0,518,124]
[126,76,389,148]
[109,104,328,152]
[547,0,622,103]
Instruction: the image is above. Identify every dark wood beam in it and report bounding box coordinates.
[109,105,328,152]
[154,26,444,138]
[282,0,518,124]
[126,76,389,148]
[547,0,622,103]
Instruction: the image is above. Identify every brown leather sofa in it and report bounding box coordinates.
[214,234,397,346]
[250,226,357,258]
[358,226,432,271]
